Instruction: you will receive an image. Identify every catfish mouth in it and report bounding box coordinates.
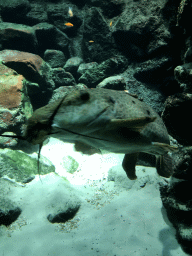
[49,106,112,143]
[49,126,112,143]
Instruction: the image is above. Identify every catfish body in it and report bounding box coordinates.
[23,88,177,180]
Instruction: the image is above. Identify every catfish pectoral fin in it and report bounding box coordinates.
[74,141,101,155]
[156,154,173,178]
[122,153,139,180]
[109,116,156,132]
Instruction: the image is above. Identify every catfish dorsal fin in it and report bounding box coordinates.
[108,116,156,131]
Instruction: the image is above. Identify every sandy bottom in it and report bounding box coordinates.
[0,138,188,256]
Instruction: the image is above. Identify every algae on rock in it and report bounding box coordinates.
[0,148,55,182]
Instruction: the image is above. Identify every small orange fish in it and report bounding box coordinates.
[110,21,112,27]
[65,22,74,27]
[68,7,73,17]
[89,40,94,43]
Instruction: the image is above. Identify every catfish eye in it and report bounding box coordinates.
[80,91,90,101]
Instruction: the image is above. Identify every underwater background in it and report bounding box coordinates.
[0,0,192,255]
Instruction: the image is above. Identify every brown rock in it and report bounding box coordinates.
[0,62,33,137]
[0,50,43,84]
[0,50,55,109]
[0,65,24,109]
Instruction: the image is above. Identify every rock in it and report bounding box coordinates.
[62,156,79,174]
[0,197,21,226]
[0,0,31,24]
[68,35,84,60]
[174,63,192,92]
[64,57,83,75]
[0,50,55,109]
[0,22,37,53]
[82,7,120,62]
[75,83,88,89]
[160,181,192,256]
[0,50,54,89]
[184,46,192,63]
[97,75,126,90]
[0,172,81,227]
[177,0,190,29]
[0,62,33,136]
[78,56,127,87]
[47,203,80,223]
[0,132,18,148]
[33,22,69,54]
[134,57,173,86]
[172,146,192,181]
[44,49,66,68]
[52,68,76,88]
[46,3,81,37]
[0,148,55,183]
[45,174,81,224]
[90,0,125,19]
[77,62,98,76]
[48,86,74,104]
[24,3,48,26]
[162,93,192,145]
[24,80,41,97]
[48,84,89,107]
[113,2,172,61]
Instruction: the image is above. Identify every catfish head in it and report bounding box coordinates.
[25,89,116,144]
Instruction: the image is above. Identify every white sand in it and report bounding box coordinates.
[0,138,188,256]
